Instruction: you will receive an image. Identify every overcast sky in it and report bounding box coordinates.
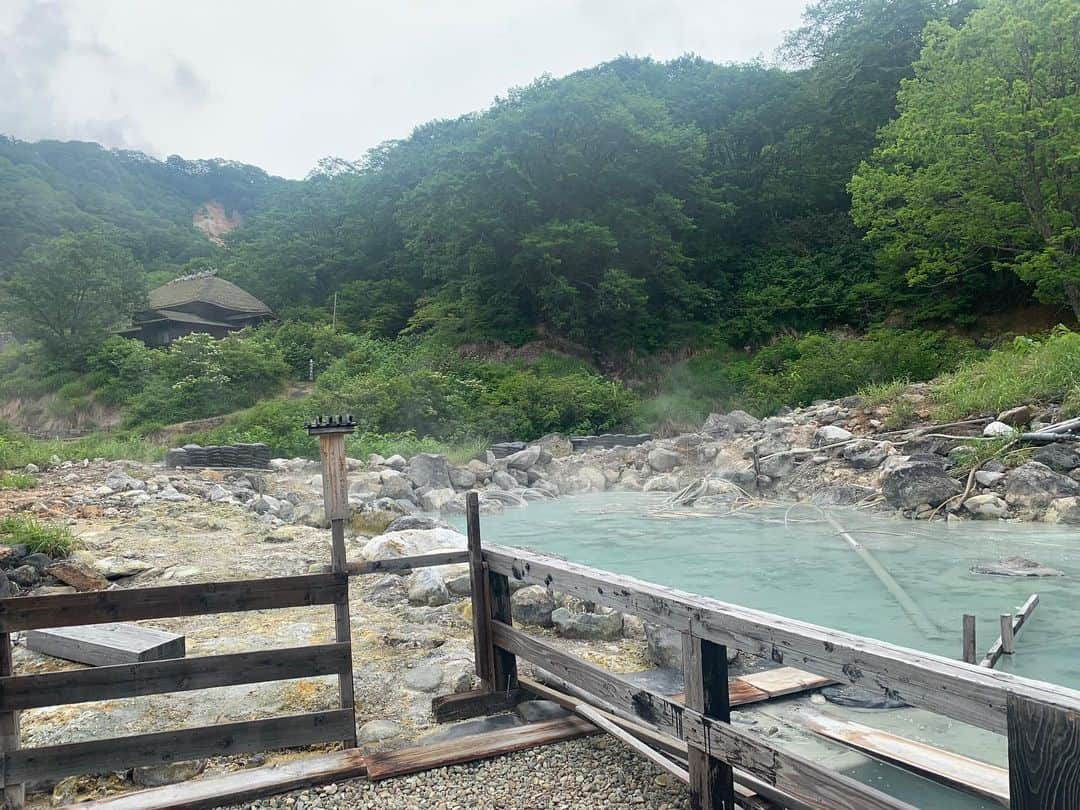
[0,0,810,179]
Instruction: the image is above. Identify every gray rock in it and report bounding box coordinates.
[21,552,52,572]
[552,608,622,640]
[971,557,1064,577]
[23,463,39,474]
[164,448,189,468]
[384,454,407,471]
[511,585,556,627]
[645,623,683,669]
[8,564,39,587]
[702,410,760,436]
[385,515,437,533]
[509,468,529,486]
[491,470,518,490]
[647,448,681,473]
[1006,462,1080,510]
[207,484,233,502]
[757,453,794,479]
[405,453,452,490]
[975,470,1005,487]
[534,433,573,458]
[93,556,151,578]
[358,719,403,743]
[842,439,889,470]
[1032,443,1080,473]
[505,445,542,471]
[1044,496,1080,524]
[983,420,1016,437]
[295,502,329,529]
[998,405,1035,426]
[814,425,853,446]
[378,472,415,501]
[105,469,145,492]
[716,468,757,489]
[467,459,494,481]
[881,459,961,509]
[407,568,450,606]
[132,759,206,787]
[963,493,1008,519]
[810,484,877,506]
[419,487,457,512]
[448,467,477,490]
[404,664,444,692]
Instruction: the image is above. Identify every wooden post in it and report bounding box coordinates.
[1007,692,1080,809]
[683,632,736,810]
[488,568,518,693]
[0,572,24,809]
[466,492,495,688]
[1000,614,1015,655]
[306,416,358,749]
[962,614,977,664]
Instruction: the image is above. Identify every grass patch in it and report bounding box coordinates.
[950,436,1033,474]
[0,422,163,470]
[0,515,79,557]
[859,378,911,407]
[932,329,1080,420]
[0,473,38,491]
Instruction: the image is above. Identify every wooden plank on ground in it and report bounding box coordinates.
[431,688,525,723]
[738,667,834,699]
[800,712,1008,806]
[1007,692,1080,810]
[26,623,185,667]
[346,551,469,576]
[0,573,346,632]
[492,621,916,810]
[483,545,1080,736]
[0,643,351,711]
[364,716,597,781]
[65,750,367,810]
[2,710,355,786]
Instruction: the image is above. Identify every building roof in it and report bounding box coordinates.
[148,274,271,316]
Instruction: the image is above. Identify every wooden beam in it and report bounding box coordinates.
[69,750,367,810]
[2,710,355,786]
[25,623,185,667]
[466,492,494,688]
[364,716,596,781]
[684,632,735,809]
[491,621,915,810]
[0,643,351,711]
[1007,692,1080,809]
[346,550,469,576]
[799,712,1008,806]
[0,574,22,809]
[963,614,977,665]
[981,595,1039,670]
[483,546,1079,735]
[0,573,346,633]
[488,567,517,693]
[431,688,525,723]
[574,703,689,783]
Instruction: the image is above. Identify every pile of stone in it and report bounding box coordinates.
[165,443,270,470]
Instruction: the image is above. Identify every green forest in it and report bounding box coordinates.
[1,0,1077,462]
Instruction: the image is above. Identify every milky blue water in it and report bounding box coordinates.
[463,492,1080,808]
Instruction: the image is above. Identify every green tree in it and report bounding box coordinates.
[850,0,1080,315]
[0,229,147,360]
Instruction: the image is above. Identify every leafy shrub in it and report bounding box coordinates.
[263,321,361,378]
[0,514,78,556]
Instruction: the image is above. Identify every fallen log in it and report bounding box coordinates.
[980,594,1039,669]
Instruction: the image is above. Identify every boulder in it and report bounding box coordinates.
[814,425,853,446]
[1044,496,1080,524]
[702,410,760,436]
[384,454,407,471]
[406,569,450,606]
[378,471,415,501]
[841,439,889,470]
[404,664,444,692]
[963,493,1008,520]
[880,458,961,509]
[105,469,146,492]
[647,448,681,473]
[645,624,683,669]
[511,586,556,627]
[405,453,452,490]
[971,557,1064,577]
[551,608,623,641]
[997,405,1035,426]
[1032,443,1080,473]
[47,560,108,591]
[295,502,328,529]
[419,487,457,512]
[93,556,151,579]
[983,421,1015,438]
[491,470,518,490]
[1005,462,1080,511]
[132,760,206,788]
[384,515,437,533]
[810,484,877,506]
[974,470,1005,487]
[448,467,477,490]
[534,433,573,458]
[361,527,467,560]
[21,552,52,572]
[505,445,542,471]
[359,719,403,743]
[8,565,39,587]
[467,459,494,481]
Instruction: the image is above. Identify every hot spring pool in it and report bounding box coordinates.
[455,492,1080,808]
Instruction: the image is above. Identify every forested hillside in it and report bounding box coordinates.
[0,0,1077,459]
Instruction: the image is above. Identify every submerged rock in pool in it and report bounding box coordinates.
[822,684,909,710]
[971,556,1064,577]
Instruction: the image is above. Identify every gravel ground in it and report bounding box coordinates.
[226,737,690,809]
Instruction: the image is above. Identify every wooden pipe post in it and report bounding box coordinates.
[0,572,24,809]
[306,416,358,748]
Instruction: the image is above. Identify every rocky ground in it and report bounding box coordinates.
[3,390,1078,806]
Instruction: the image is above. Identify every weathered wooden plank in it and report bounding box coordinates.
[316,432,350,522]
[1007,693,1080,810]
[963,614,977,664]
[70,750,367,810]
[346,551,469,576]
[492,621,916,810]
[981,595,1039,670]
[483,545,1080,735]
[0,573,346,632]
[0,573,23,809]
[737,667,833,699]
[431,688,525,723]
[684,633,735,810]
[488,568,517,693]
[2,710,355,786]
[364,716,596,781]
[0,643,351,711]
[800,712,1008,806]
[26,623,185,667]
[575,703,689,783]
[466,492,494,687]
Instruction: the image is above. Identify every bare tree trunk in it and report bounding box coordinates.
[1065,283,1080,323]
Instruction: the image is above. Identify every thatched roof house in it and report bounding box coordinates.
[120,272,271,346]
